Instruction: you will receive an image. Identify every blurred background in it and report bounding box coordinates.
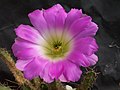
[0,0,120,90]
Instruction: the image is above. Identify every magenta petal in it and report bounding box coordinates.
[59,74,68,82]
[14,48,38,60]
[68,51,98,67]
[16,59,32,71]
[28,10,48,31]
[74,37,98,55]
[70,16,98,38]
[15,24,42,44]
[12,38,42,59]
[69,16,91,37]
[42,63,54,83]
[68,52,90,67]
[79,22,98,38]
[59,61,82,82]
[49,62,63,79]
[47,4,63,12]
[87,54,98,66]
[24,57,48,80]
[24,58,41,80]
[43,4,63,29]
[65,9,82,28]
[55,9,67,29]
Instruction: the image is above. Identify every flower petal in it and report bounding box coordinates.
[42,63,54,83]
[28,10,48,31]
[49,61,63,79]
[47,4,63,12]
[42,4,64,40]
[68,51,90,67]
[15,24,44,44]
[43,4,63,29]
[43,5,67,41]
[74,37,98,56]
[55,8,67,29]
[69,16,98,39]
[54,8,67,40]
[59,74,68,82]
[12,38,44,59]
[24,57,48,80]
[68,51,98,67]
[59,61,82,82]
[65,9,82,28]
[15,59,32,71]
[87,54,98,66]
[79,22,98,38]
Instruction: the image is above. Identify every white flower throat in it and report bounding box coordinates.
[42,30,73,60]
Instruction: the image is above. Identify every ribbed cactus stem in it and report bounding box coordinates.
[0,48,36,90]
[76,68,98,90]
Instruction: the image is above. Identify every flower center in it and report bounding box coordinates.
[42,30,73,61]
[53,41,62,51]
[45,40,70,60]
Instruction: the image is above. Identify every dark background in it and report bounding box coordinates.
[0,0,120,90]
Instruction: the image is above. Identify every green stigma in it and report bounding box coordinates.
[44,39,70,59]
[42,30,73,60]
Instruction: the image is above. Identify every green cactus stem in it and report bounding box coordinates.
[77,68,99,90]
[0,48,36,90]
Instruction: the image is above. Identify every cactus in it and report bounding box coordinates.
[0,48,36,90]
[0,85,11,90]
[76,68,99,90]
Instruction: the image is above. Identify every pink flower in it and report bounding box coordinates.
[12,4,98,83]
